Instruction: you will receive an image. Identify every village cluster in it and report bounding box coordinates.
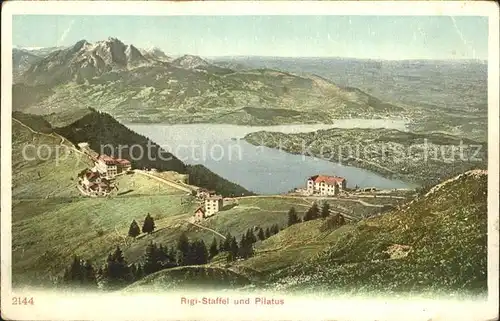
[76,142,132,197]
[74,142,348,220]
[190,174,348,222]
[192,189,230,223]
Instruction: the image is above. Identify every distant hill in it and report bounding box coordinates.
[244,127,487,186]
[140,46,171,62]
[13,38,412,125]
[12,48,42,83]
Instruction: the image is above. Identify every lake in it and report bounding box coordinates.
[127,120,413,194]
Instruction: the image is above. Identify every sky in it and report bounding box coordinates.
[12,15,488,60]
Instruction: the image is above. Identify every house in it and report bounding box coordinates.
[204,196,223,216]
[193,207,206,222]
[306,175,347,196]
[77,142,89,151]
[96,155,118,178]
[116,158,132,173]
[95,155,132,178]
[88,182,113,197]
[81,171,102,187]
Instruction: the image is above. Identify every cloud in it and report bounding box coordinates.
[56,19,75,46]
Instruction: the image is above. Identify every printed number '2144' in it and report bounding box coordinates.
[12,297,34,305]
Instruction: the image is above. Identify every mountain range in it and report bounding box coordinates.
[12,37,415,126]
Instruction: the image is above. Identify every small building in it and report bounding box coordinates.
[96,155,118,178]
[88,182,112,197]
[81,171,102,187]
[193,207,206,222]
[204,196,223,216]
[306,175,347,196]
[77,142,89,151]
[116,158,132,173]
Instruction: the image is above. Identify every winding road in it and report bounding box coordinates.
[133,169,193,193]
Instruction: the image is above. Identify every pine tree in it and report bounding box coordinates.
[321,202,331,218]
[209,237,219,259]
[143,242,161,275]
[176,233,190,266]
[191,240,208,265]
[238,234,248,258]
[101,246,132,288]
[271,224,280,235]
[257,227,265,241]
[228,236,239,262]
[68,255,83,284]
[310,202,319,219]
[129,263,137,281]
[135,263,144,279]
[63,256,98,288]
[222,233,232,252]
[265,227,271,239]
[246,228,257,244]
[168,246,177,263]
[304,202,320,221]
[287,207,299,226]
[128,220,141,238]
[142,213,156,234]
[239,234,254,259]
[81,260,97,286]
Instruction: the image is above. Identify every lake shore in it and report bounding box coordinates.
[126,122,415,194]
[242,127,487,188]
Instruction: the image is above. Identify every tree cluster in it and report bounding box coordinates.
[62,255,97,288]
[128,213,156,238]
[302,202,331,222]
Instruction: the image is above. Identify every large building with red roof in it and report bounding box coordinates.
[306,175,347,196]
[95,155,131,178]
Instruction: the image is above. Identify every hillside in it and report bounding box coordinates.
[12,116,406,287]
[262,170,488,295]
[50,110,252,197]
[13,38,413,125]
[244,128,487,187]
[12,48,42,82]
[10,114,249,286]
[11,113,486,295]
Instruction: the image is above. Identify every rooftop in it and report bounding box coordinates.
[309,175,346,185]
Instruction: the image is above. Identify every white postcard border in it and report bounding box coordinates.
[1,1,499,321]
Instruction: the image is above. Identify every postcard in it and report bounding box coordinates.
[1,1,499,320]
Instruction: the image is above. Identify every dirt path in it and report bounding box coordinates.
[13,117,88,156]
[236,194,393,208]
[134,170,193,193]
[186,220,227,240]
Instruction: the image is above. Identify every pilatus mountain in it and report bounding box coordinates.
[13,37,411,125]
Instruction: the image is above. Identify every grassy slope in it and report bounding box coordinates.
[261,170,488,295]
[53,109,254,197]
[123,266,253,292]
[11,120,189,284]
[11,120,338,286]
[11,121,93,199]
[125,171,487,296]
